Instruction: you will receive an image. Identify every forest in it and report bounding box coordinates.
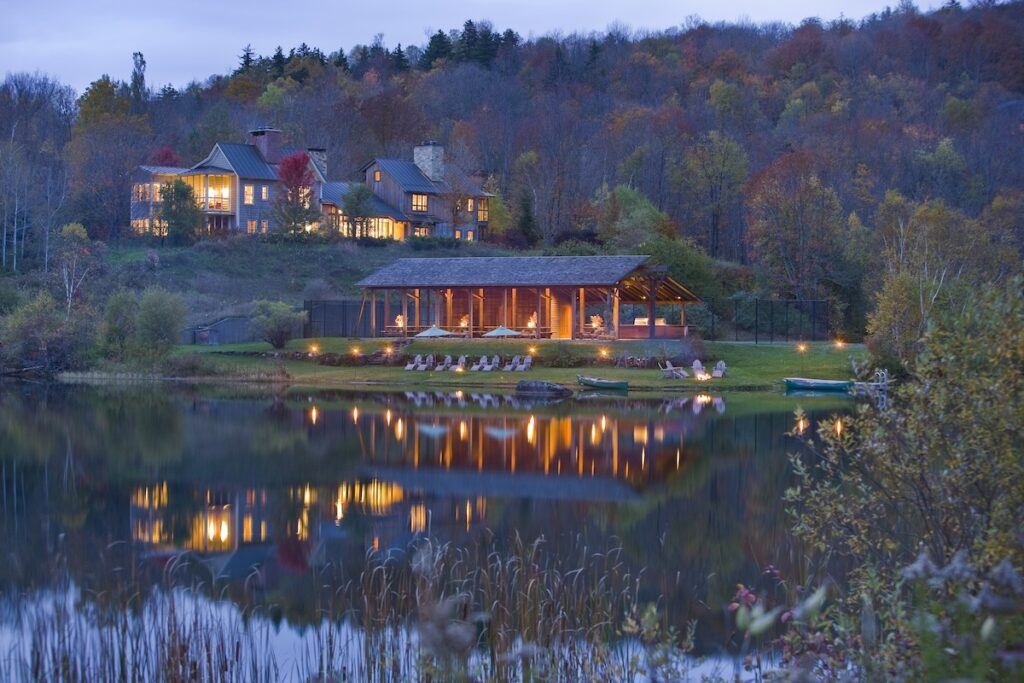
[0,0,1022,362]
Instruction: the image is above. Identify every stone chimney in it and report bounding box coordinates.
[413,141,445,181]
[249,127,284,163]
[306,147,327,177]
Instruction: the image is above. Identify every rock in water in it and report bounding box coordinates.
[515,380,572,397]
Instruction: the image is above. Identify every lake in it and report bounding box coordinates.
[0,383,851,679]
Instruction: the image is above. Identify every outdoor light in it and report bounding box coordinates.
[599,348,609,358]
[351,347,361,355]
[384,346,393,355]
[834,339,845,349]
[797,343,808,353]
[528,346,537,355]
[309,344,320,356]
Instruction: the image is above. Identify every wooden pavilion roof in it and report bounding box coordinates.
[357,255,701,303]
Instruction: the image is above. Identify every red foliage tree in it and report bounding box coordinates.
[272,152,320,233]
[149,145,182,166]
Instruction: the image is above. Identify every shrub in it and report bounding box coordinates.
[1,291,94,374]
[100,290,138,361]
[251,300,306,349]
[134,288,186,361]
[160,353,220,377]
[0,280,20,315]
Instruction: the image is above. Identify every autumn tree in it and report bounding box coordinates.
[745,152,844,299]
[684,131,748,259]
[341,183,375,238]
[272,152,320,234]
[158,179,203,245]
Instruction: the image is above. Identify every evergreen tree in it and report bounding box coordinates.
[238,44,255,72]
[271,46,286,78]
[455,21,479,63]
[128,52,147,113]
[515,188,541,247]
[391,44,410,72]
[332,47,350,72]
[419,30,453,69]
[158,180,203,246]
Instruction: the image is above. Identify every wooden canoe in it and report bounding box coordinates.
[577,375,628,391]
[783,377,853,392]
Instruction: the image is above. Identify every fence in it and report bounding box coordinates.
[304,299,384,338]
[731,298,831,343]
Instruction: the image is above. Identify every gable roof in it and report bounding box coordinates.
[138,165,188,175]
[358,255,653,288]
[215,143,278,180]
[320,181,407,221]
[365,158,491,197]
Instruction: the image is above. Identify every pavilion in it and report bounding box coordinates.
[355,255,701,340]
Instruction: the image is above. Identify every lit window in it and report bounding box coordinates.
[466,230,474,241]
[454,229,462,239]
[247,219,257,234]
[374,169,381,182]
[261,220,269,233]
[153,182,162,201]
[244,184,254,205]
[411,194,428,212]
[413,226,430,237]
[467,197,474,212]
[261,185,268,201]
[477,198,489,222]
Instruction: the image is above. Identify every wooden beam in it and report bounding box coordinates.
[414,288,421,328]
[466,288,473,338]
[613,288,620,339]
[647,277,655,340]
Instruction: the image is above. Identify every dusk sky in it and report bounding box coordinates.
[4,0,936,94]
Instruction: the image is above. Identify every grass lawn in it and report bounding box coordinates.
[171,339,866,393]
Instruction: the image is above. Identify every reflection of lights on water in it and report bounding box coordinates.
[641,447,646,469]
[454,390,464,399]
[351,407,359,423]
[835,419,843,436]
[459,420,468,439]
[676,448,681,469]
[385,409,392,425]
[695,394,712,405]
[395,418,404,439]
[220,520,229,543]
[590,423,600,445]
[795,416,809,434]
[410,504,427,533]
[526,416,536,444]
[309,406,319,425]
[600,415,607,431]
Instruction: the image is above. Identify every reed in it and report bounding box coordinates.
[0,535,704,682]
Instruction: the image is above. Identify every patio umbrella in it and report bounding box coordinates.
[483,326,521,337]
[415,325,454,338]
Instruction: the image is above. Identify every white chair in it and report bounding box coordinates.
[405,355,422,371]
[436,355,453,371]
[661,361,688,379]
[503,356,522,372]
[515,356,533,371]
[449,355,467,371]
[712,360,727,378]
[692,359,704,373]
[469,356,487,371]
[416,354,434,371]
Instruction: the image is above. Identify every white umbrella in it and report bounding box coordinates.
[483,326,521,337]
[415,325,454,338]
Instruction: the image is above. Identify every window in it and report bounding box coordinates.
[152,182,162,201]
[467,197,474,212]
[477,198,489,222]
[466,230,475,242]
[244,184,254,205]
[247,219,258,234]
[261,220,269,233]
[373,169,381,182]
[454,229,462,240]
[261,185,268,201]
[413,226,431,237]
[411,193,428,212]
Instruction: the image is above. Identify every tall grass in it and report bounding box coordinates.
[0,535,708,682]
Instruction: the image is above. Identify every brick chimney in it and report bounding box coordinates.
[413,141,445,181]
[249,127,284,164]
[306,147,327,177]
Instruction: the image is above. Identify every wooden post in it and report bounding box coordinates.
[579,287,586,335]
[478,288,485,332]
[383,289,390,334]
[511,288,517,329]
[467,288,473,338]
[446,288,453,328]
[613,288,620,339]
[370,291,377,337]
[414,288,421,328]
[570,289,578,340]
[647,277,656,340]
[503,289,508,327]
[536,288,542,338]
[355,292,367,338]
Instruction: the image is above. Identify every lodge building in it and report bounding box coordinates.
[130,129,490,240]
[357,255,701,340]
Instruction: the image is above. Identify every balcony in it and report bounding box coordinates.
[196,195,234,213]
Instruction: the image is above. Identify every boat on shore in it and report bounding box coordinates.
[783,377,853,393]
[577,375,629,392]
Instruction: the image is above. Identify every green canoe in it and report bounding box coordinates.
[577,375,629,392]
[783,377,853,392]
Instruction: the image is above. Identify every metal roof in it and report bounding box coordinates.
[359,255,652,288]
[373,159,438,193]
[216,143,279,180]
[320,181,407,221]
[138,165,188,175]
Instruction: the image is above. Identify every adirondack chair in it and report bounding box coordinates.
[503,355,522,372]
[405,355,422,371]
[449,355,467,371]
[692,359,704,373]
[436,355,453,371]
[712,360,727,378]
[515,356,533,371]
[487,355,501,371]
[469,356,488,371]
[661,361,688,379]
[416,354,434,371]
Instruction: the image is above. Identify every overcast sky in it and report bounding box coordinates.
[3,0,934,94]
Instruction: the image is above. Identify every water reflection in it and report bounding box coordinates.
[0,384,850,651]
